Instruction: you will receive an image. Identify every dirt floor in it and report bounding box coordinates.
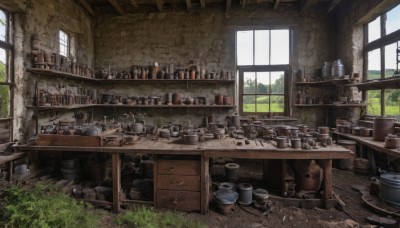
[2,160,394,228]
[97,161,384,228]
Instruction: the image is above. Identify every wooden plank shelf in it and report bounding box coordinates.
[27,68,96,81]
[295,79,351,87]
[27,68,235,83]
[345,77,400,90]
[28,104,236,110]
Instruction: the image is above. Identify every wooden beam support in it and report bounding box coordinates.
[74,0,94,16]
[155,0,164,12]
[200,0,206,9]
[186,0,193,12]
[130,0,139,7]
[273,0,281,10]
[327,0,342,13]
[108,0,124,15]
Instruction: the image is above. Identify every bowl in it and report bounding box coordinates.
[253,188,269,202]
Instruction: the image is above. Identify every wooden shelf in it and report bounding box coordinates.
[27,68,96,81]
[29,104,236,110]
[345,77,400,90]
[27,68,235,83]
[295,103,367,107]
[295,79,351,87]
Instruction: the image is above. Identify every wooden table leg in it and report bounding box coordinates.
[201,155,209,214]
[8,161,13,182]
[320,159,332,208]
[112,153,121,213]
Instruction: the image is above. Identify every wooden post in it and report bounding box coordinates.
[8,160,13,182]
[201,155,209,214]
[320,159,332,208]
[112,153,121,213]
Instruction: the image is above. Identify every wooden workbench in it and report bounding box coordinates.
[332,132,400,158]
[15,137,354,213]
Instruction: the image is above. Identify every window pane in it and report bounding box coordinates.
[270,30,289,64]
[254,30,269,65]
[243,72,255,94]
[243,95,255,112]
[256,72,269,94]
[237,31,253,66]
[384,42,397,77]
[386,4,400,35]
[59,30,68,57]
[385,89,400,117]
[0,48,9,83]
[367,49,381,80]
[0,84,10,118]
[271,71,285,94]
[270,95,284,112]
[368,16,380,43]
[367,90,381,115]
[0,10,6,42]
[256,95,268,112]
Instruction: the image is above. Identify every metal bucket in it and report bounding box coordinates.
[380,173,400,209]
[337,140,356,170]
[238,183,253,205]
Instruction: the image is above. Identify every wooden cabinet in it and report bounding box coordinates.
[154,157,201,212]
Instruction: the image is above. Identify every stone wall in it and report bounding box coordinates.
[8,0,94,140]
[94,4,336,128]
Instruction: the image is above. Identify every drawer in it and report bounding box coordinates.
[156,190,200,211]
[157,175,200,191]
[157,160,200,176]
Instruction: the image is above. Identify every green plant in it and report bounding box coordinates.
[114,206,205,228]
[1,184,100,228]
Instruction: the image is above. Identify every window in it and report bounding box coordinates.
[364,4,400,117]
[59,30,68,57]
[236,29,290,115]
[0,9,13,143]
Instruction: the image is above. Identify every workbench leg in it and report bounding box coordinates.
[367,149,376,175]
[8,161,13,182]
[201,155,209,214]
[112,153,121,213]
[320,159,333,208]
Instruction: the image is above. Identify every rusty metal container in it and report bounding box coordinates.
[373,117,396,141]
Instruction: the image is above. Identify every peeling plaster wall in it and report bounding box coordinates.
[11,0,94,141]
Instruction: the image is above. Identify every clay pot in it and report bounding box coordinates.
[360,127,372,137]
[384,135,400,149]
[172,93,181,105]
[351,126,361,135]
[215,94,224,105]
[185,97,194,105]
[318,126,329,135]
[291,137,301,149]
[275,136,287,148]
[223,96,233,105]
[183,134,199,145]
[131,123,144,133]
[293,160,322,192]
[373,117,395,141]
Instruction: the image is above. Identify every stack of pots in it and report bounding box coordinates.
[373,117,396,141]
[61,158,81,181]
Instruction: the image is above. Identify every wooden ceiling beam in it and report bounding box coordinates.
[273,0,281,10]
[75,0,94,16]
[186,0,193,11]
[200,0,206,9]
[225,0,232,18]
[155,0,164,12]
[108,0,125,15]
[328,0,343,13]
[298,0,318,13]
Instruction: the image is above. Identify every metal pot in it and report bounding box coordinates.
[183,134,199,145]
[360,127,372,137]
[275,136,287,148]
[380,173,400,209]
[131,123,144,133]
[291,137,301,149]
[84,126,100,136]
